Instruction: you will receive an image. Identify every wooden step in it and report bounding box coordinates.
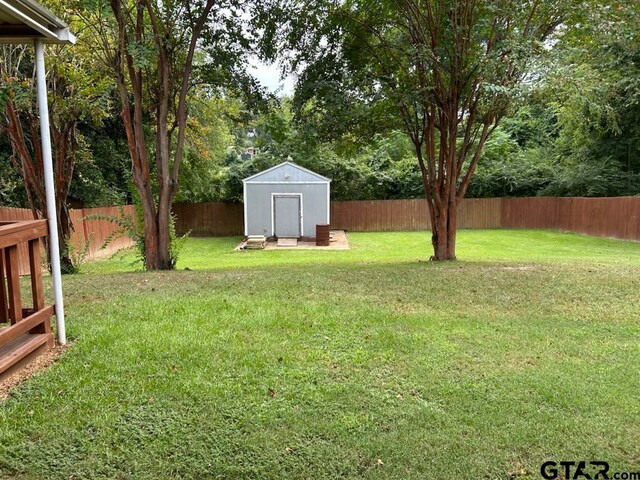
[0,333,51,375]
[244,235,266,250]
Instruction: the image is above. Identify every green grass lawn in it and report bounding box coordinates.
[1,230,639,479]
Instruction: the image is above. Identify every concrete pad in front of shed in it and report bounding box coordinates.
[235,230,350,251]
[277,238,298,247]
[265,230,350,250]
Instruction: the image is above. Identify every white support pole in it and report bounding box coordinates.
[34,39,66,345]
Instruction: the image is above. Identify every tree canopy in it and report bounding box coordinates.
[1,0,640,263]
[276,0,584,259]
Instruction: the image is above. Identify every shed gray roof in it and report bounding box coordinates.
[243,161,331,183]
[0,0,75,44]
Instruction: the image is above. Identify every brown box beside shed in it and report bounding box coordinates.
[316,224,330,246]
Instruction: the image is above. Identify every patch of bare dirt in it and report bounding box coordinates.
[0,343,70,400]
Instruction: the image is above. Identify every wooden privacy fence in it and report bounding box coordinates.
[173,202,243,237]
[1,196,638,273]
[499,197,640,241]
[173,197,640,242]
[68,205,137,260]
[329,198,504,231]
[0,205,136,275]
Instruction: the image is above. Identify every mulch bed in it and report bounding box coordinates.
[0,343,70,400]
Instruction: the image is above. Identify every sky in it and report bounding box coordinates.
[248,59,295,96]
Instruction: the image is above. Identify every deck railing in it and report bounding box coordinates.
[0,220,54,375]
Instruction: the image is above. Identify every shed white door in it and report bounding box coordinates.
[273,195,301,237]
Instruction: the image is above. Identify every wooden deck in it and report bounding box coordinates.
[0,220,54,376]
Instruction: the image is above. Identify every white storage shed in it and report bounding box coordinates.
[243,162,331,238]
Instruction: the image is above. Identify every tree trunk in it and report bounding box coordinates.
[156,192,173,270]
[137,187,160,270]
[428,195,458,261]
[134,184,173,271]
[414,129,459,262]
[56,202,75,273]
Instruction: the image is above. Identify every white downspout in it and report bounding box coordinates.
[34,39,66,345]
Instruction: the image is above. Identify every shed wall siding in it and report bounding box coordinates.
[245,183,329,236]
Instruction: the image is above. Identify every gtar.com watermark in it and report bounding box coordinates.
[540,461,640,480]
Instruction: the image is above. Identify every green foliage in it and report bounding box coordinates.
[215,100,423,202]
[0,0,124,211]
[87,200,189,270]
[4,0,640,211]
[540,159,639,197]
[86,205,145,266]
[175,96,236,203]
[63,234,94,274]
[168,211,190,270]
[0,138,27,207]
[469,61,640,198]
[529,0,640,197]
[467,129,554,198]
[72,120,132,207]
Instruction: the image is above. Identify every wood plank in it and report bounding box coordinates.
[29,239,44,311]
[0,333,50,375]
[0,220,48,249]
[0,220,47,235]
[0,306,53,347]
[4,246,22,324]
[41,310,53,340]
[0,250,7,323]
[0,338,51,382]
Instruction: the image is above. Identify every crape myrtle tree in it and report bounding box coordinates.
[77,0,269,270]
[285,0,582,260]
